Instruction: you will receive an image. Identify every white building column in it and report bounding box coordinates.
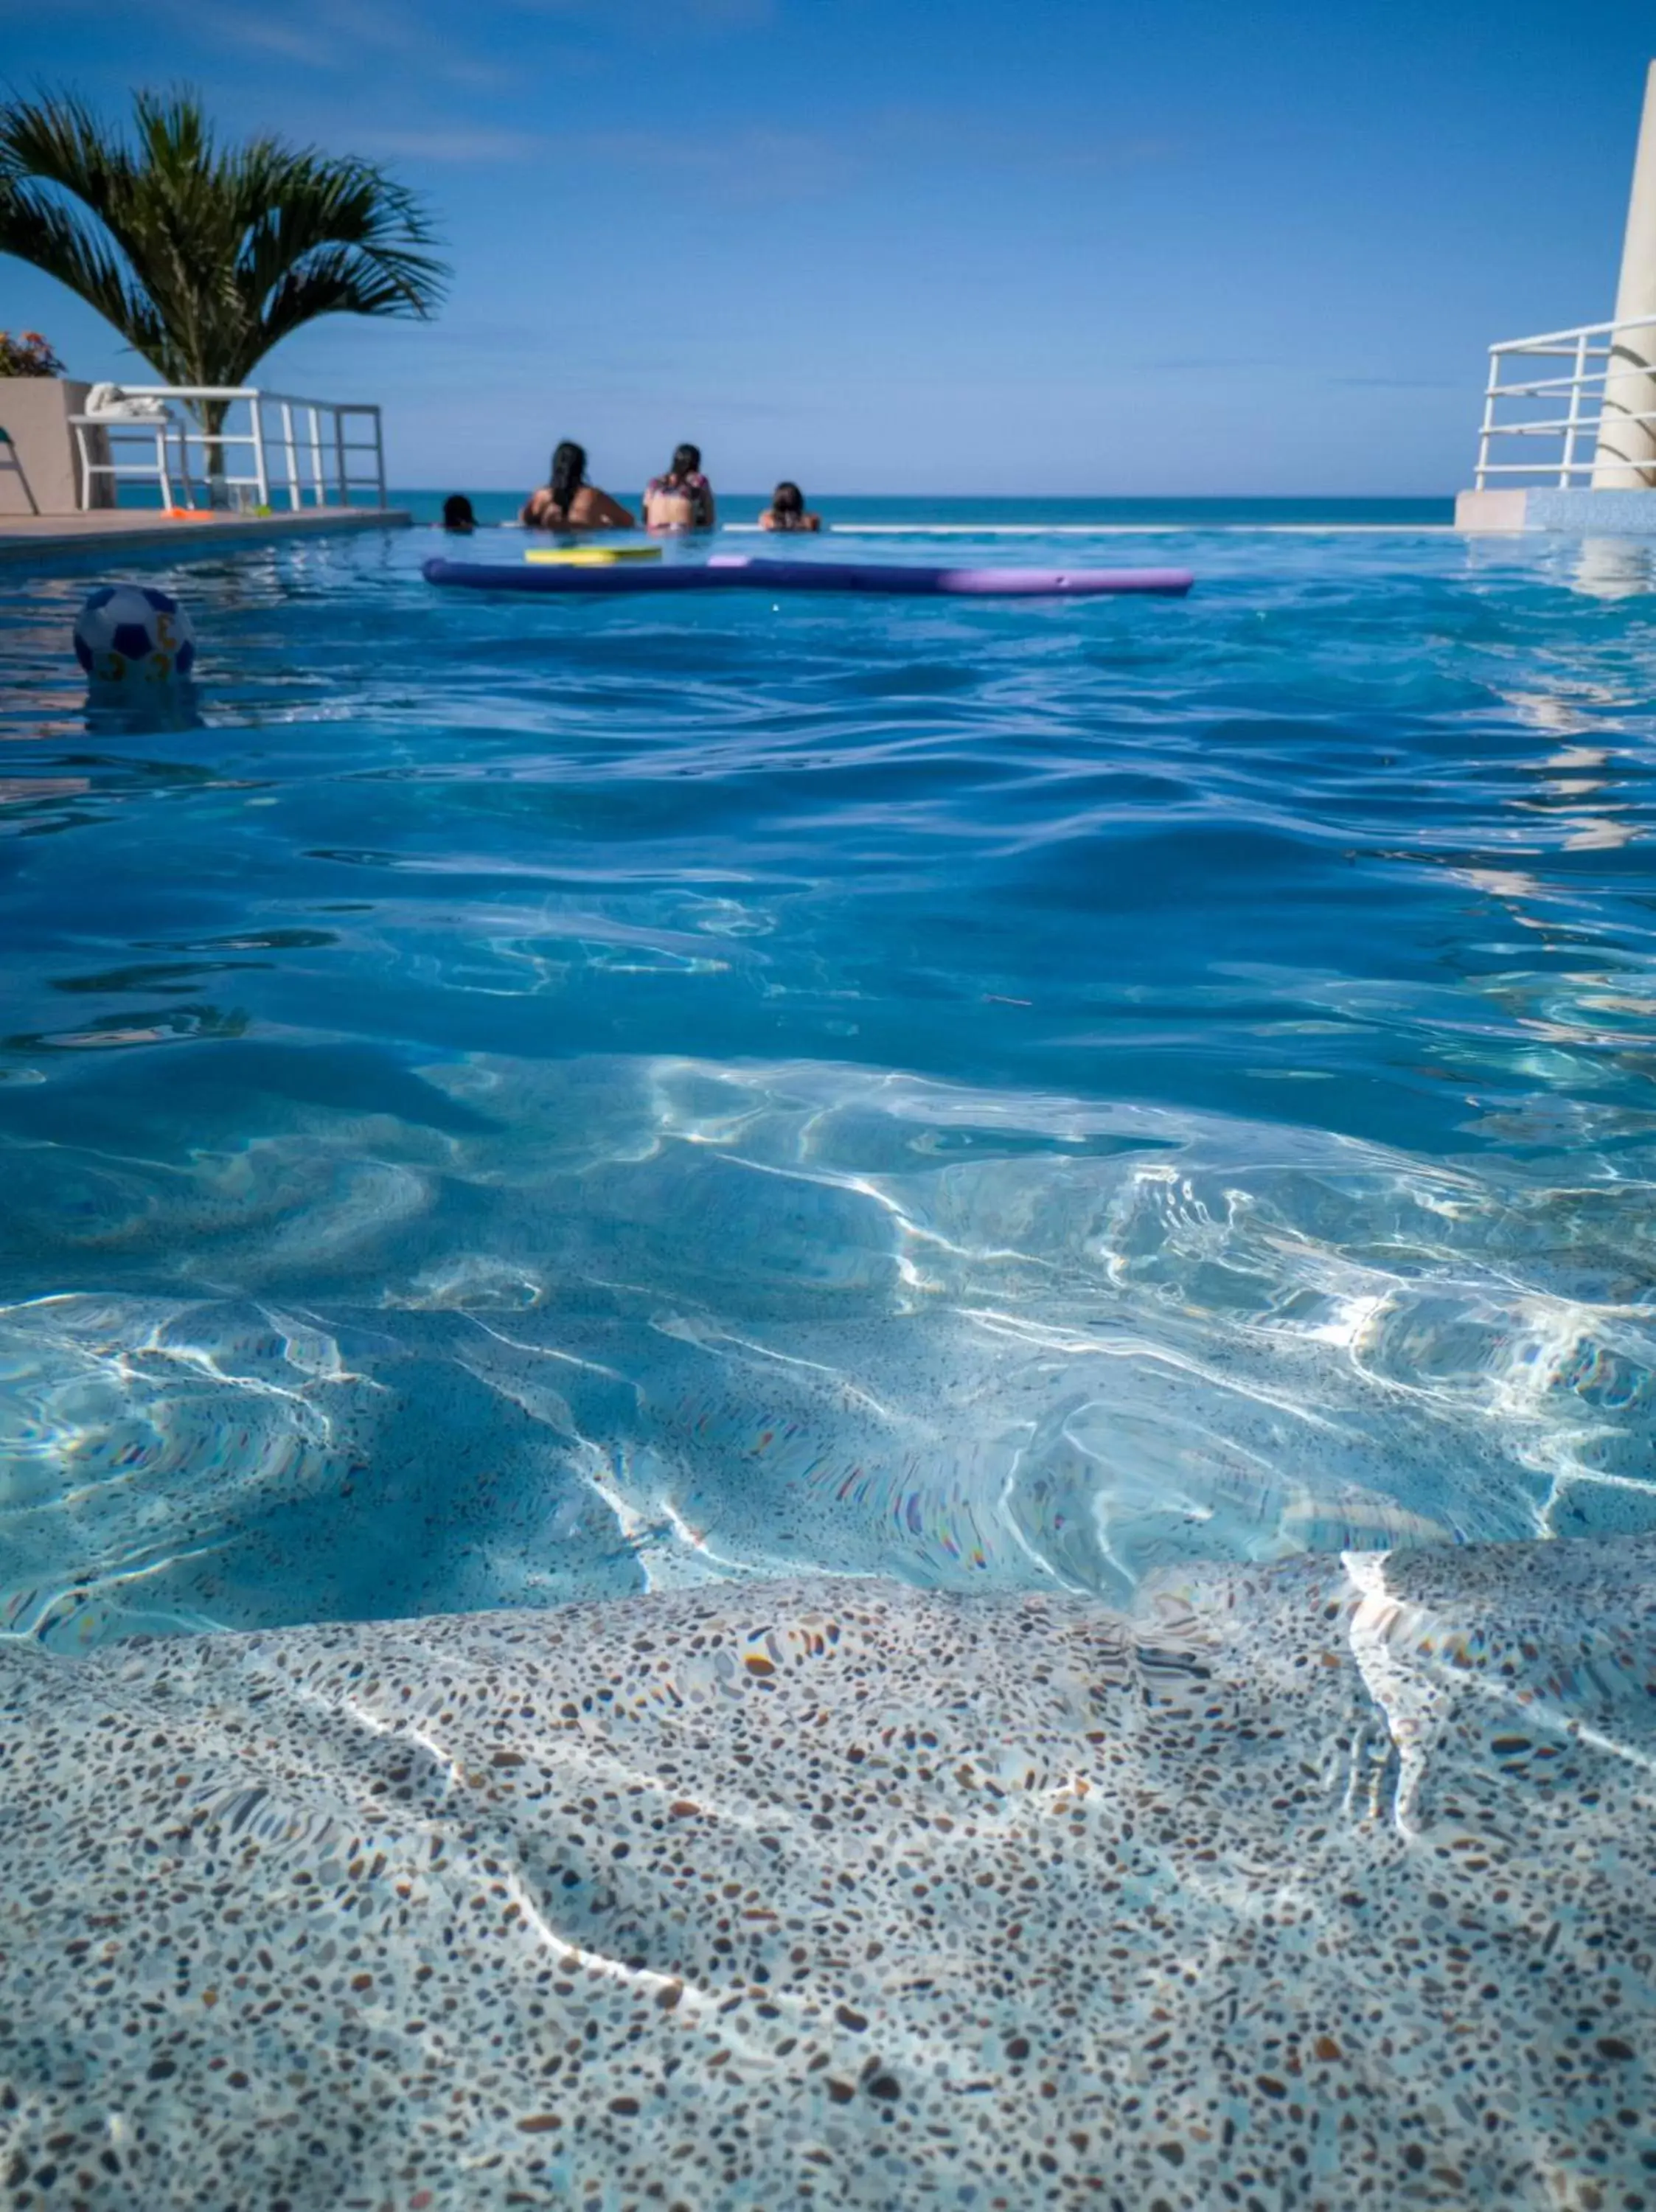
[1593,61,1656,487]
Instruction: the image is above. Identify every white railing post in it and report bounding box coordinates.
[1475,349,1499,490]
[279,399,302,509]
[1472,310,1656,486]
[1559,329,1590,484]
[58,382,392,516]
[251,395,271,511]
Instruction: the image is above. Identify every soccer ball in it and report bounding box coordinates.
[74,584,197,686]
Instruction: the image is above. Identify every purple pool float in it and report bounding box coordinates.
[422,554,1194,599]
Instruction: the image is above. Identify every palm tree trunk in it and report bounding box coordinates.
[194,396,231,507]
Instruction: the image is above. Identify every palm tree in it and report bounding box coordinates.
[0,88,448,496]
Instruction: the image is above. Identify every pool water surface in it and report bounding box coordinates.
[4,518,1655,1638]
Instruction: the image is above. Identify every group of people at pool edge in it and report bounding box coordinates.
[441,440,822,536]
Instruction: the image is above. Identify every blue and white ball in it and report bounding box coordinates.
[74,585,196,686]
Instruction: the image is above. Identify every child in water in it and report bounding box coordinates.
[759,481,821,532]
[442,494,476,532]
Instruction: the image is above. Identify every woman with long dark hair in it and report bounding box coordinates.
[758,481,821,533]
[642,442,716,531]
[521,442,635,529]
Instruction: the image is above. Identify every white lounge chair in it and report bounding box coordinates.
[69,384,197,511]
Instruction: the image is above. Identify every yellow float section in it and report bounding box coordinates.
[523,546,664,566]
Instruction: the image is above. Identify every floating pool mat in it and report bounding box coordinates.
[426,553,1194,597]
[523,544,664,566]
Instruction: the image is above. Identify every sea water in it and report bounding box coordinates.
[3,509,1656,2208]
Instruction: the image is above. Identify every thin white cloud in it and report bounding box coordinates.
[505,0,773,27]
[350,126,551,162]
[189,8,341,65]
[1332,375,1458,391]
[131,0,508,83]
[566,122,838,169]
[865,105,1183,175]
[681,0,773,21]
[4,0,340,63]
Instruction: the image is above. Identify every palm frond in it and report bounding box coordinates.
[0,85,449,392]
[238,150,448,342]
[0,89,161,359]
[0,155,169,371]
[0,88,130,209]
[253,245,442,364]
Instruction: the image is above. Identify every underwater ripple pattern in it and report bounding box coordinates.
[2,1537,1653,2208]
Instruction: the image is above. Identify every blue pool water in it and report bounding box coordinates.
[2,512,1656,1644]
[4,509,1656,2210]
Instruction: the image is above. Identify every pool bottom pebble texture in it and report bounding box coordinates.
[3,1532,1652,2212]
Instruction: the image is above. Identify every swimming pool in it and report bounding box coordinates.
[2,515,1654,2207]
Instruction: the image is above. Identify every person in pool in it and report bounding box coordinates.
[758,481,821,533]
[442,494,477,532]
[521,442,636,530]
[642,442,715,531]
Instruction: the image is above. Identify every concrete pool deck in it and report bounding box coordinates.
[0,506,411,562]
[1455,485,1656,533]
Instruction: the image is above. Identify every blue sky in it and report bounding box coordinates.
[6,0,1656,493]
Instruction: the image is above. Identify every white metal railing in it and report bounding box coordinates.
[75,386,387,511]
[1474,313,1656,488]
